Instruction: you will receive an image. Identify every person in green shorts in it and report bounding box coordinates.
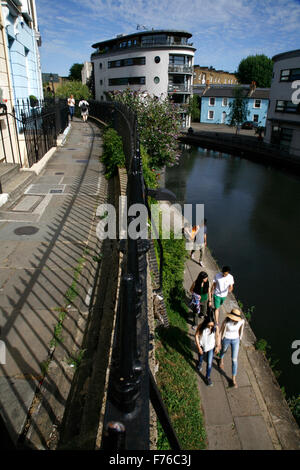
[211,266,234,326]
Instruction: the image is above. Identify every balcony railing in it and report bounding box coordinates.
[168,65,193,74]
[91,40,194,57]
[168,84,191,93]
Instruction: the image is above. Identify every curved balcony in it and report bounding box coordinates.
[168,65,193,74]
[168,84,191,93]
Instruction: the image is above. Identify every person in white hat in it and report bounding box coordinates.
[218,308,244,388]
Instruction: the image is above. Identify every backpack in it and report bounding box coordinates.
[81,102,87,112]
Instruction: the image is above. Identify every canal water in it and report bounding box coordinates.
[164,144,300,398]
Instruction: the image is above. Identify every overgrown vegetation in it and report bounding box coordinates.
[101,127,126,179]
[155,234,206,450]
[109,89,182,168]
[237,299,255,322]
[55,81,91,101]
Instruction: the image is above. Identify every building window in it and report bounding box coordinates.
[100,79,103,85]
[108,77,146,86]
[275,100,300,113]
[271,126,293,150]
[208,110,214,119]
[254,99,261,108]
[280,68,300,81]
[222,98,228,106]
[99,63,102,69]
[155,56,160,63]
[253,114,259,122]
[108,57,146,68]
[209,97,215,106]
[154,76,160,84]
[169,55,188,65]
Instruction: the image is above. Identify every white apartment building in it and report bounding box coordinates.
[264,49,300,157]
[91,30,195,128]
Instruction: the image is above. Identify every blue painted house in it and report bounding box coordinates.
[2,0,43,108]
[194,84,269,127]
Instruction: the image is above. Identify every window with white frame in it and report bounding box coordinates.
[209,97,215,106]
[222,98,228,106]
[254,99,261,108]
[208,110,214,119]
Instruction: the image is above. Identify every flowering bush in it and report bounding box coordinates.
[109,89,182,168]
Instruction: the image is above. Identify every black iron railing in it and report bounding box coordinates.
[90,101,181,450]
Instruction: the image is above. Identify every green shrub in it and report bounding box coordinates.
[155,232,206,450]
[101,127,125,179]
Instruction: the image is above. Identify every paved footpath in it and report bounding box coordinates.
[184,249,300,450]
[0,118,107,447]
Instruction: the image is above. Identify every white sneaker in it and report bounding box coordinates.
[199,261,204,267]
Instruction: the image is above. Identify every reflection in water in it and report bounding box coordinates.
[165,145,300,398]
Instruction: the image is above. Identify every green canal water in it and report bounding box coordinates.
[164,144,300,399]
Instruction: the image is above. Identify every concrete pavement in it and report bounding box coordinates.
[184,250,300,450]
[0,117,108,447]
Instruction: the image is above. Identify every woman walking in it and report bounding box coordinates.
[190,271,212,327]
[218,308,245,388]
[67,94,75,121]
[195,313,220,386]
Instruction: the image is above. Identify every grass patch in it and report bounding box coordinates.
[155,234,206,450]
[65,349,86,370]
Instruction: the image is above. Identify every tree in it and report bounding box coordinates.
[236,54,273,88]
[189,95,200,122]
[110,89,182,168]
[68,63,84,81]
[228,85,249,134]
[55,81,91,100]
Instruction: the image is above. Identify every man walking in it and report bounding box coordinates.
[211,266,234,325]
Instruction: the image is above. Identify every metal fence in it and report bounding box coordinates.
[89,101,181,450]
[0,98,69,171]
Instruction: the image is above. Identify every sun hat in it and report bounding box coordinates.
[226,308,242,321]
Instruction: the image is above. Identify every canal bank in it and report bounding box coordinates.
[180,123,300,174]
[159,202,300,449]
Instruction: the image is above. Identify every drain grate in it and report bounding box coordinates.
[14,226,39,235]
[50,189,63,193]
[76,160,88,163]
[55,172,64,175]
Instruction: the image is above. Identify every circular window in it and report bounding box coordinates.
[154,56,160,63]
[154,76,160,84]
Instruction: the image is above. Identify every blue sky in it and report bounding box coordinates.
[36,0,300,77]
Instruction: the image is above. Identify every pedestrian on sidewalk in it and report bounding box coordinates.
[211,265,234,326]
[78,98,89,122]
[190,219,207,266]
[190,224,199,261]
[182,222,193,250]
[190,271,212,326]
[218,308,244,388]
[67,94,75,121]
[195,313,220,386]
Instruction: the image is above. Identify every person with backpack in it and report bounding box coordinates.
[78,98,89,122]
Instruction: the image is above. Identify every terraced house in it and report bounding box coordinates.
[0,0,43,167]
[91,29,196,128]
[194,83,269,126]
